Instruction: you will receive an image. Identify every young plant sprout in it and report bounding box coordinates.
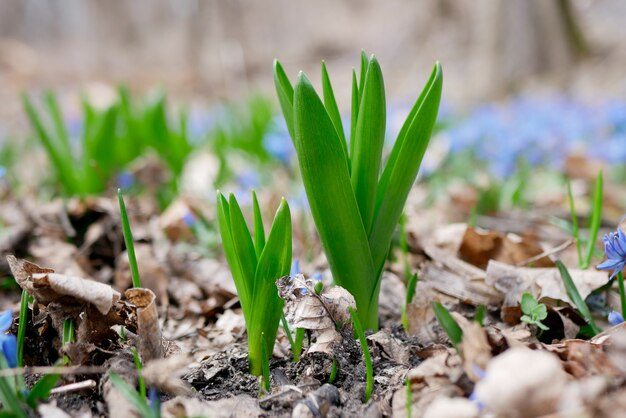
[217,191,292,376]
[520,292,549,331]
[348,307,373,403]
[432,302,463,348]
[118,189,142,288]
[17,291,29,367]
[108,373,160,418]
[556,260,601,336]
[274,52,442,329]
[597,221,626,319]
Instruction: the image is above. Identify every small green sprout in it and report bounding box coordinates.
[217,191,292,376]
[132,347,147,399]
[474,305,487,327]
[328,357,338,384]
[401,273,418,333]
[519,293,549,331]
[118,189,142,288]
[348,307,373,402]
[17,291,29,367]
[274,52,443,330]
[432,302,463,348]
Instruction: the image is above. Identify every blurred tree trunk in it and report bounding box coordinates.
[471,0,589,98]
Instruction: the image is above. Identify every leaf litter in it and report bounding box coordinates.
[2,182,626,417]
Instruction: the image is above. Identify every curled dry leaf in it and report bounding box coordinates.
[7,255,120,315]
[279,274,355,355]
[474,348,568,418]
[116,243,169,306]
[142,354,194,396]
[125,288,164,361]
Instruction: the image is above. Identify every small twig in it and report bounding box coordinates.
[50,379,97,395]
[515,239,574,267]
[0,365,106,378]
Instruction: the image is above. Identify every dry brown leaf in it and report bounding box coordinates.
[125,288,164,361]
[367,329,409,365]
[459,226,553,269]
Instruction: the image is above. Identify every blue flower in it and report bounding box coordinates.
[597,226,626,279]
[0,309,17,368]
[182,211,196,227]
[608,310,624,326]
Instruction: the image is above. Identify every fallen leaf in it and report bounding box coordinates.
[125,288,164,361]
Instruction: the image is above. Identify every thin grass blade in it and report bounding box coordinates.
[432,302,463,347]
[118,189,141,288]
[556,260,600,334]
[566,179,583,266]
[26,374,60,409]
[582,171,603,269]
[349,69,359,163]
[349,307,373,402]
[108,373,154,418]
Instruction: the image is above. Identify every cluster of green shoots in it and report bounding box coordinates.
[274,51,442,329]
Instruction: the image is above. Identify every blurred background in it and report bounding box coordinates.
[0,0,625,219]
[1,0,625,109]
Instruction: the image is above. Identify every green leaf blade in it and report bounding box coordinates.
[369,63,443,271]
[321,61,348,164]
[293,72,377,328]
[350,56,386,232]
[273,60,295,141]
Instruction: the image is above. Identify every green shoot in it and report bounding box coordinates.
[556,260,600,335]
[293,328,305,363]
[399,214,411,282]
[432,302,463,348]
[582,171,603,269]
[274,54,442,330]
[217,192,291,376]
[17,290,29,367]
[618,272,626,320]
[328,357,338,384]
[349,307,373,402]
[520,293,549,331]
[132,347,147,399]
[118,189,141,288]
[62,318,75,365]
[566,179,583,266]
[474,305,486,327]
[405,378,412,418]
[401,273,418,333]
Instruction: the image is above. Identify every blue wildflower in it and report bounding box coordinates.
[117,171,135,190]
[0,309,17,368]
[290,260,300,276]
[608,310,624,326]
[597,226,626,279]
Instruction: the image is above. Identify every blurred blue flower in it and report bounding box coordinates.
[182,211,196,227]
[597,226,626,279]
[117,171,135,189]
[290,260,300,276]
[608,310,624,326]
[0,309,17,368]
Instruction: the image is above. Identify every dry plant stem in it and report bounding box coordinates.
[0,366,107,378]
[50,380,97,395]
[515,239,574,267]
